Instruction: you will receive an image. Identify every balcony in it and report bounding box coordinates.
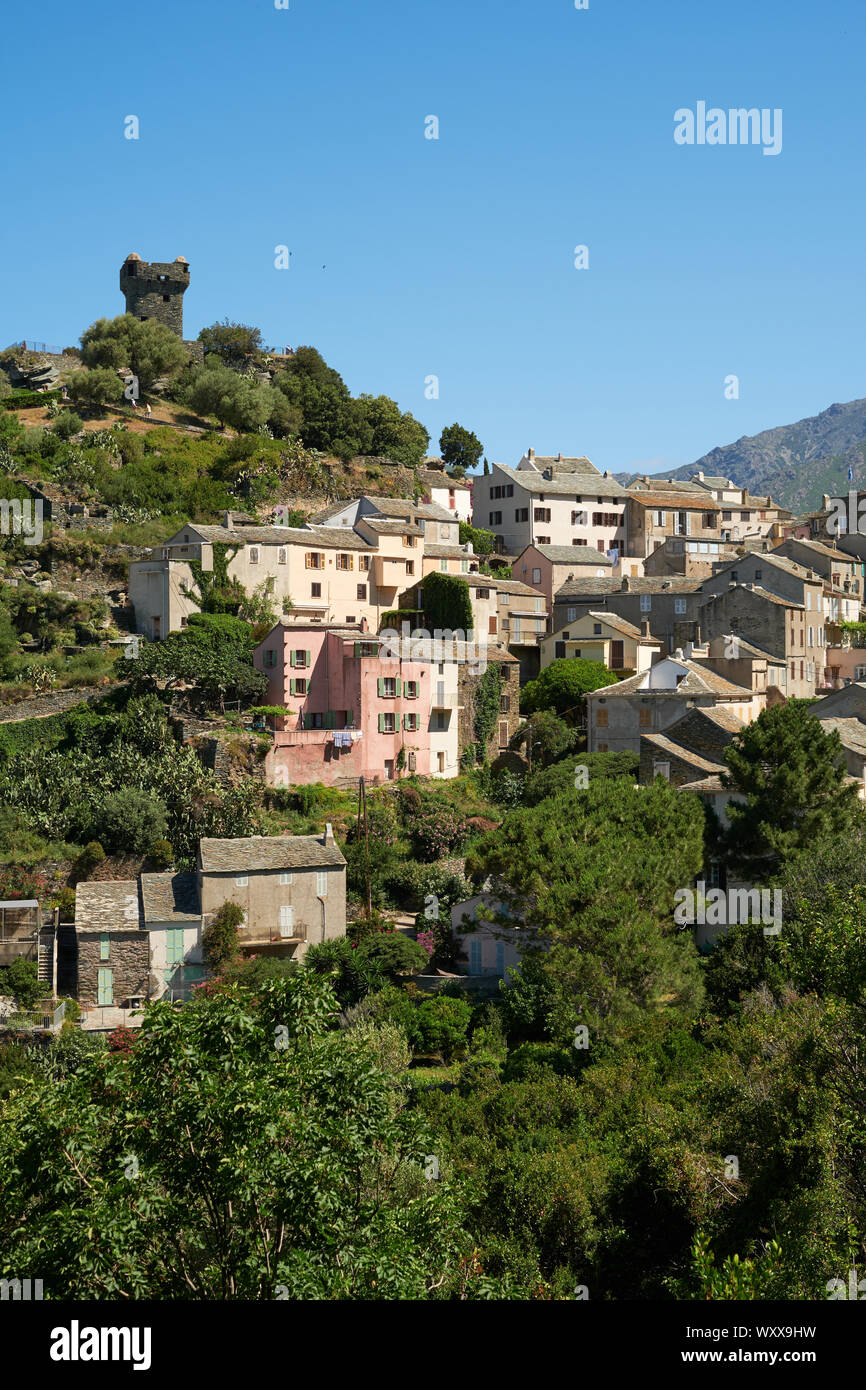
[238,923,309,951]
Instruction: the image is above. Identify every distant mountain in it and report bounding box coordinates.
[615,398,866,514]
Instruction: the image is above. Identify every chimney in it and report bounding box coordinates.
[527,447,535,460]
[642,619,651,637]
[323,823,334,845]
[556,452,562,462]
[222,510,233,528]
[697,471,704,480]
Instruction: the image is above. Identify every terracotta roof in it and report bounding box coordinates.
[75,881,142,932]
[140,872,201,924]
[199,835,346,873]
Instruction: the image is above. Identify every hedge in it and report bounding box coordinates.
[2,390,62,410]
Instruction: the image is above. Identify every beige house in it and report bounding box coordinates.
[644,535,739,578]
[511,543,613,605]
[418,463,473,524]
[197,829,346,958]
[689,473,791,542]
[541,610,660,673]
[625,483,722,560]
[585,650,760,755]
[472,450,628,557]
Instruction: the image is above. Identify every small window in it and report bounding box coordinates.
[311,583,322,597]
[278,548,287,564]
[291,677,308,695]
[235,875,249,887]
[336,554,353,571]
[263,649,278,668]
[249,548,259,564]
[640,595,652,612]
[532,567,542,584]
[100,933,110,961]
[596,708,609,727]
[359,556,371,572]
[280,872,293,886]
[639,708,651,727]
[162,293,170,302]
[406,560,415,575]
[674,598,686,615]
[593,622,602,635]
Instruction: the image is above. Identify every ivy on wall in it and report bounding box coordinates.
[183,542,245,615]
[422,573,473,633]
[472,661,503,762]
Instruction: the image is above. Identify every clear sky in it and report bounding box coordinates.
[2,0,864,476]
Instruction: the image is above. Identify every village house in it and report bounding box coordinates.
[687,473,791,542]
[585,649,759,755]
[254,620,462,785]
[472,450,629,558]
[698,583,819,699]
[511,543,614,605]
[418,461,474,524]
[624,480,722,560]
[688,633,788,697]
[643,534,739,579]
[550,576,705,657]
[311,494,463,549]
[540,610,661,674]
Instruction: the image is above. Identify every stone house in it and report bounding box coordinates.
[472,451,629,557]
[75,880,155,1011]
[458,646,521,762]
[585,650,759,755]
[551,576,705,657]
[697,583,818,698]
[624,481,721,559]
[643,535,739,578]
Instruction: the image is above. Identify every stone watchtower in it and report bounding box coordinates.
[119,254,190,338]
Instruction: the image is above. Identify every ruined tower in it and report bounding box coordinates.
[119,254,190,338]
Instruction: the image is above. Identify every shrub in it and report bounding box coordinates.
[414,995,472,1061]
[201,901,244,972]
[0,958,41,1010]
[93,788,168,855]
[51,411,83,441]
[147,839,174,870]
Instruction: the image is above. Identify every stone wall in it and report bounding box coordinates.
[120,258,189,338]
[458,658,521,761]
[77,931,152,1008]
[0,685,106,724]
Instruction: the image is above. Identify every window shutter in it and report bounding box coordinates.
[403,713,413,730]
[378,713,386,733]
[306,650,311,667]
[289,650,297,668]
[289,679,296,695]
[324,710,336,729]
[377,677,385,697]
[354,642,361,658]
[319,553,325,568]
[395,678,402,696]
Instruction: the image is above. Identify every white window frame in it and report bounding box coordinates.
[235,875,248,887]
[279,871,293,886]
[317,871,328,897]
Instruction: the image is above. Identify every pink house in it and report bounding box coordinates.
[254,621,434,787]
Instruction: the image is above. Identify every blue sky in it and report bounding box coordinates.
[2,0,864,475]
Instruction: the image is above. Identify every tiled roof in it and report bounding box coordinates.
[555,576,703,600]
[140,872,201,923]
[522,544,614,565]
[489,465,625,500]
[627,492,721,510]
[779,537,857,564]
[199,835,346,873]
[355,517,424,536]
[423,543,474,558]
[75,881,142,932]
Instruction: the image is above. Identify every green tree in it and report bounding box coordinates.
[201,900,244,972]
[80,315,187,390]
[67,368,124,410]
[95,787,168,855]
[198,319,264,363]
[513,710,579,769]
[355,394,429,468]
[520,658,619,718]
[721,702,863,882]
[440,423,483,473]
[458,521,496,556]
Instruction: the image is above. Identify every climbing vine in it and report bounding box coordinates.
[472,662,503,762]
[183,543,245,615]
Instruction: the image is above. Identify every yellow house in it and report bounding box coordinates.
[540,610,660,674]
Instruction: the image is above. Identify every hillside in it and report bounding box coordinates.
[615,398,866,514]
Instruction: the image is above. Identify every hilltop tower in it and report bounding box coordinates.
[119,254,190,338]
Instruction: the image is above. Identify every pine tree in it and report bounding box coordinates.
[721,701,863,881]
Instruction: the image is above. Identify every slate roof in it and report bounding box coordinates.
[555,576,703,601]
[489,464,625,500]
[814,717,866,756]
[199,835,346,873]
[709,634,786,663]
[640,733,727,774]
[627,492,721,511]
[779,537,858,565]
[590,657,753,700]
[75,881,142,932]
[692,476,736,489]
[467,575,541,597]
[628,478,711,496]
[423,543,475,558]
[521,455,597,474]
[522,544,614,565]
[140,872,201,924]
[354,517,424,536]
[418,468,471,492]
[179,524,375,551]
[678,774,726,792]
[586,610,659,641]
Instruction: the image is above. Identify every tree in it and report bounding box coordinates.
[124,618,267,708]
[201,901,244,972]
[185,359,284,433]
[0,958,41,1010]
[440,423,483,473]
[721,702,863,882]
[482,458,491,476]
[520,658,619,718]
[67,368,124,410]
[513,710,579,769]
[0,977,476,1298]
[80,315,187,390]
[95,787,168,855]
[355,394,429,468]
[466,778,705,1038]
[198,319,264,363]
[523,750,639,806]
[458,521,496,556]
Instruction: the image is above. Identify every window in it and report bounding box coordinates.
[532,567,542,583]
[470,938,482,974]
[537,537,550,545]
[489,512,502,526]
[311,583,322,597]
[317,871,328,897]
[567,607,577,622]
[406,560,415,575]
[534,508,551,523]
[291,650,310,668]
[515,508,529,522]
[808,626,814,646]
[435,711,446,731]
[655,510,666,526]
[278,548,287,564]
[162,293,170,302]
[674,598,687,614]
[379,711,396,733]
[440,558,448,572]
[404,712,418,731]
[166,928,184,967]
[263,648,277,668]
[100,933,110,961]
[249,548,259,564]
[639,708,651,727]
[461,559,469,572]
[498,720,509,748]
[592,512,621,527]
[596,708,609,727]
[572,510,587,525]
[405,680,419,698]
[500,695,510,713]
[280,871,293,886]
[359,556,371,571]
[356,584,367,600]
[380,676,397,697]
[305,552,324,569]
[555,641,566,659]
[505,484,514,497]
[403,534,417,547]
[289,677,308,695]
[593,622,602,635]
[640,595,652,611]
[336,553,353,570]
[408,751,417,771]
[235,875,249,887]
[653,761,671,781]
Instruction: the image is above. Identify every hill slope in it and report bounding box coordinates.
[616,399,866,513]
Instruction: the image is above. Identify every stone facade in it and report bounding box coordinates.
[77,930,152,1008]
[458,652,520,761]
[120,255,190,337]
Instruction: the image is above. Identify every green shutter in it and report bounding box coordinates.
[403,713,414,730]
[378,713,386,733]
[354,642,361,658]
[395,678,402,696]
[97,968,113,1006]
[289,679,296,695]
[406,681,416,699]
[306,650,312,667]
[324,710,336,729]
[289,650,297,668]
[377,677,385,697]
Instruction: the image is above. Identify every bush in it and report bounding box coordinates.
[0,958,41,1010]
[67,369,124,410]
[147,839,174,870]
[201,901,244,972]
[51,411,84,440]
[93,789,168,855]
[2,389,62,410]
[414,995,472,1061]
